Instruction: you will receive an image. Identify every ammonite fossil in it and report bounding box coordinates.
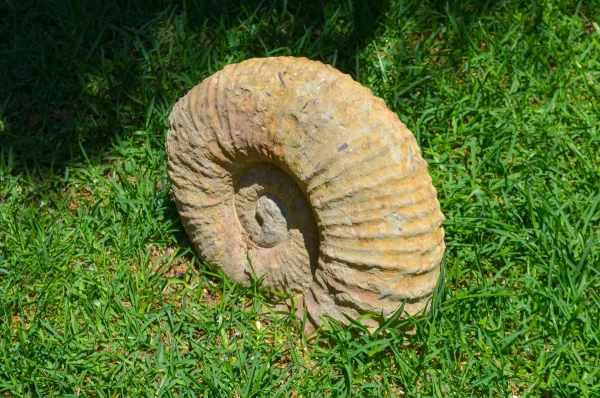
[167,57,445,330]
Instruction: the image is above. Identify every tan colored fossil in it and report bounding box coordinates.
[167,57,445,331]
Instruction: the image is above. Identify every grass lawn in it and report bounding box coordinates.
[1,0,599,396]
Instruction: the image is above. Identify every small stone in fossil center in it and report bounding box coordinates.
[254,194,291,248]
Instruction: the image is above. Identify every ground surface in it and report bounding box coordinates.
[1,0,599,396]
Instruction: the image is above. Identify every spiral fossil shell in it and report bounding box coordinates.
[167,57,445,330]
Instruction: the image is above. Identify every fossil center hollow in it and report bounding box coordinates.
[234,163,319,258]
[253,194,291,247]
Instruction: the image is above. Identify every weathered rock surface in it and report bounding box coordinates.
[167,57,445,330]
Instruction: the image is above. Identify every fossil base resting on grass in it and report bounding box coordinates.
[167,57,445,331]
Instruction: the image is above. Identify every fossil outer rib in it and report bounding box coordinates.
[167,57,445,329]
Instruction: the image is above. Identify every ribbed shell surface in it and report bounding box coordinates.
[167,57,445,329]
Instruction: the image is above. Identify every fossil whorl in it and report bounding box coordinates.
[167,57,445,330]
